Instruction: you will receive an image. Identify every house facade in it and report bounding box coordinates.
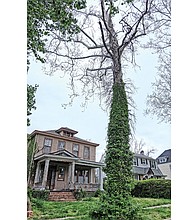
[133,151,164,180]
[98,150,164,181]
[156,149,171,180]
[29,127,104,192]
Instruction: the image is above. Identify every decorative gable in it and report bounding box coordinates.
[52,149,78,158]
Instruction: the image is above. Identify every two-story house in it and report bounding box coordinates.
[29,127,104,192]
[133,151,165,180]
[156,149,171,179]
[98,150,164,181]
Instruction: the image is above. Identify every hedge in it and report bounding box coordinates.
[131,179,171,199]
[28,188,50,200]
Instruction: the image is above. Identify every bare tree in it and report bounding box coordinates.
[144,0,171,123]
[130,138,157,156]
[43,0,166,133]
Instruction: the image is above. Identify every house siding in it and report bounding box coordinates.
[158,163,171,179]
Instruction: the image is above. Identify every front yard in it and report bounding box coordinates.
[29,197,171,220]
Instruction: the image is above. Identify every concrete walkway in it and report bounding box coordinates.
[143,204,171,209]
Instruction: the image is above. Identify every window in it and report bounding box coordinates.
[43,138,52,153]
[159,157,167,163]
[57,167,65,180]
[74,169,89,183]
[133,158,138,166]
[58,141,65,150]
[72,144,79,157]
[141,158,147,165]
[84,146,90,159]
[150,160,156,168]
[38,164,44,182]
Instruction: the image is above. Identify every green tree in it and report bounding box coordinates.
[27,0,86,63]
[27,84,38,126]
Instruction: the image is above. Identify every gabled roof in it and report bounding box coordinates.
[132,166,164,177]
[156,149,171,163]
[50,149,78,158]
[134,153,156,160]
[133,166,149,175]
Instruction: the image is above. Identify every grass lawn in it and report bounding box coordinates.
[29,197,171,220]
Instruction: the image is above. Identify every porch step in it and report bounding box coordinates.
[48,191,76,202]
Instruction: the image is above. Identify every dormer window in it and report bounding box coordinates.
[159,157,167,163]
[141,158,147,165]
[133,158,138,166]
[150,160,156,168]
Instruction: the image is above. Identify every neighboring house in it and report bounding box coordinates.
[98,150,164,181]
[133,151,165,180]
[29,127,104,192]
[156,149,171,179]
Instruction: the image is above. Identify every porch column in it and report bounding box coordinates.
[42,159,50,189]
[34,161,41,184]
[90,168,94,183]
[71,161,75,183]
[99,167,103,190]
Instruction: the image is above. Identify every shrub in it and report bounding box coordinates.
[30,189,50,200]
[73,188,87,200]
[90,193,142,220]
[93,189,103,197]
[131,179,171,199]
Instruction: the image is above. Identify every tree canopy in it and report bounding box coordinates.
[27,0,86,64]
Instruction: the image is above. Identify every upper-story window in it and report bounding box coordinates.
[141,158,147,165]
[72,144,79,157]
[150,160,156,168]
[159,157,167,163]
[58,140,65,150]
[133,158,138,166]
[84,146,90,159]
[43,138,52,153]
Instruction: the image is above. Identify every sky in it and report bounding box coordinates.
[27,46,171,162]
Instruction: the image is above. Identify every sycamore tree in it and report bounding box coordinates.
[42,0,168,218]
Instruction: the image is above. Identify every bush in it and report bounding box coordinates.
[93,189,103,197]
[131,179,171,199]
[73,188,87,200]
[30,189,50,200]
[90,193,142,220]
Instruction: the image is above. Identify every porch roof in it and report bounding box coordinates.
[34,152,104,168]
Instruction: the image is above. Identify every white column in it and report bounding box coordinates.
[71,161,75,183]
[90,168,94,183]
[34,161,40,184]
[99,167,103,190]
[42,159,50,189]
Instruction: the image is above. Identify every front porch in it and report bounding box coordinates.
[33,152,104,192]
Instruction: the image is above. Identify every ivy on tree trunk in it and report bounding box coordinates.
[91,82,140,219]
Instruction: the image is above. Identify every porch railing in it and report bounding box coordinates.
[73,183,100,192]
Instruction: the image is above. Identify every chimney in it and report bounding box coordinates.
[140,150,144,155]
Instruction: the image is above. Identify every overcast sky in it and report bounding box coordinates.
[27,47,171,162]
